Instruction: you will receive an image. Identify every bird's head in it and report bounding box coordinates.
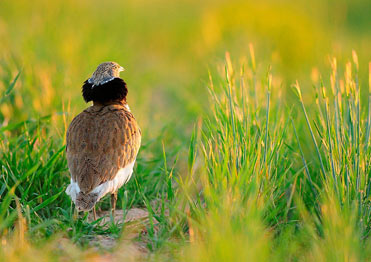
[88,62,125,87]
[82,62,128,105]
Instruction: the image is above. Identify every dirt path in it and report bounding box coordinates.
[88,208,155,255]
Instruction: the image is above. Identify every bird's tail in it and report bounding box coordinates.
[75,191,99,211]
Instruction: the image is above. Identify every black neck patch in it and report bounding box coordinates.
[82,78,128,104]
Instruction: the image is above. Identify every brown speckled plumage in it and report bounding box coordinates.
[66,104,141,194]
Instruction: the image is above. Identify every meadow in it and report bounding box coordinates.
[0,0,371,261]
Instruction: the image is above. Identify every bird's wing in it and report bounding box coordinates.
[66,104,141,194]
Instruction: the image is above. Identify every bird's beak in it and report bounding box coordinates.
[119,66,125,72]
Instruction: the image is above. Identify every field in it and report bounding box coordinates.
[0,0,371,261]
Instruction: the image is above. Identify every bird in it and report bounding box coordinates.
[65,62,141,220]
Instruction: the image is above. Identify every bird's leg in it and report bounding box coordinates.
[73,207,78,220]
[111,192,118,217]
[92,206,97,220]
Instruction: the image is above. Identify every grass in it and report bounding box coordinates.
[179,51,371,261]
[3,49,371,261]
[1,0,371,261]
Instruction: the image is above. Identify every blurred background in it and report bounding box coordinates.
[0,0,370,137]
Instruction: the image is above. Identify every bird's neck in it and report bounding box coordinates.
[82,77,128,105]
[93,100,126,107]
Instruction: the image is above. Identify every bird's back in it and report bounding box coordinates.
[66,104,141,194]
